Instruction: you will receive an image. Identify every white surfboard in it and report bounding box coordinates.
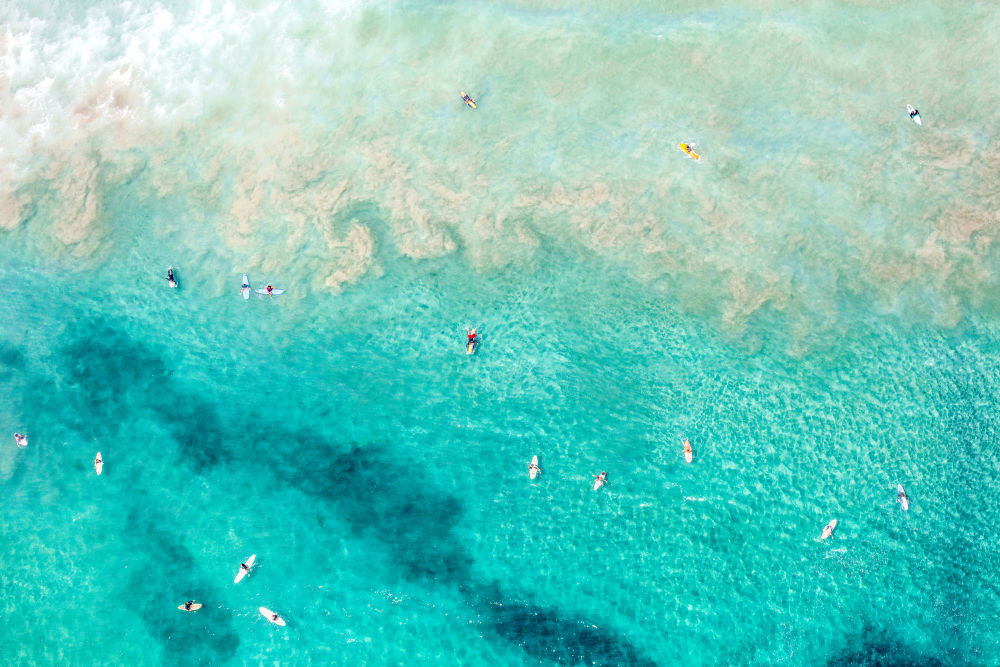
[94,452,103,475]
[177,602,202,612]
[260,607,286,626]
[593,472,607,491]
[241,274,251,300]
[907,104,921,125]
[897,484,909,511]
[255,287,285,297]
[234,554,256,583]
[529,455,539,480]
[14,433,27,448]
[820,519,837,540]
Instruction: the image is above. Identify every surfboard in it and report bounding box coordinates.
[529,455,539,480]
[897,484,909,511]
[461,91,476,109]
[466,329,477,355]
[241,274,251,300]
[683,439,693,463]
[94,452,103,475]
[14,433,27,448]
[260,607,286,626]
[255,288,285,296]
[234,554,256,583]
[593,472,607,491]
[679,143,700,160]
[178,602,203,612]
[906,104,921,125]
[820,519,837,540]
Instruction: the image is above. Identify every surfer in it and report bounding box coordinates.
[593,471,607,489]
[909,106,919,119]
[271,613,280,622]
[239,562,250,574]
[241,278,250,292]
[166,267,178,288]
[184,601,195,611]
[821,521,836,540]
[253,283,283,298]
[898,487,908,505]
[466,328,477,354]
[528,460,541,476]
[13,433,26,448]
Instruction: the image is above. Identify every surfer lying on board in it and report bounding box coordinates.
[166,267,177,288]
[528,460,541,475]
[14,433,26,448]
[909,107,919,118]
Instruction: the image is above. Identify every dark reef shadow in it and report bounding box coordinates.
[0,340,26,381]
[58,318,234,468]
[470,581,657,667]
[54,317,657,664]
[121,502,240,663]
[826,621,945,667]
[280,441,657,666]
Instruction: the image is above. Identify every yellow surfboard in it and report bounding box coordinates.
[679,143,700,160]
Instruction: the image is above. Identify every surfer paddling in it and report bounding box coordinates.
[234,554,255,583]
[593,471,607,490]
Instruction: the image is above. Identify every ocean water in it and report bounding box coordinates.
[3,0,1000,664]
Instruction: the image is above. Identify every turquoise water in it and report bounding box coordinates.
[3,1,1000,664]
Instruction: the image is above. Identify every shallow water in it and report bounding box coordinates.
[2,1,1000,665]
